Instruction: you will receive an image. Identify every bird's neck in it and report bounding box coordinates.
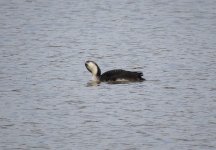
[92,75,100,81]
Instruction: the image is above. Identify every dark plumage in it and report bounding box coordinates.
[100,69,144,82]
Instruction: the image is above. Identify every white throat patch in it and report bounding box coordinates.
[87,61,98,76]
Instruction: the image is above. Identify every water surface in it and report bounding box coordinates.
[0,0,216,149]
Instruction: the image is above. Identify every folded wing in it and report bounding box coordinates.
[100,69,145,82]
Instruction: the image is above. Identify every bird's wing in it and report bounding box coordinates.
[100,69,144,81]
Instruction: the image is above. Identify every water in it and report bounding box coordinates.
[0,0,216,149]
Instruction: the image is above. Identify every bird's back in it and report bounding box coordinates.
[100,69,145,82]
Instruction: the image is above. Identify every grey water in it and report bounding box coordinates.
[0,0,216,149]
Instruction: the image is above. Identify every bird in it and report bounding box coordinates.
[85,60,145,82]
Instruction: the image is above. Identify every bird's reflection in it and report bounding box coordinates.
[86,80,101,87]
[86,80,134,87]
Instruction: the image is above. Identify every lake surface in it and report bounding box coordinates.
[0,0,216,149]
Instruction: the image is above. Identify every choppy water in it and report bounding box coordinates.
[0,0,216,149]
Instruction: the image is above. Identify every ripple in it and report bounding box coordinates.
[1,0,216,150]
